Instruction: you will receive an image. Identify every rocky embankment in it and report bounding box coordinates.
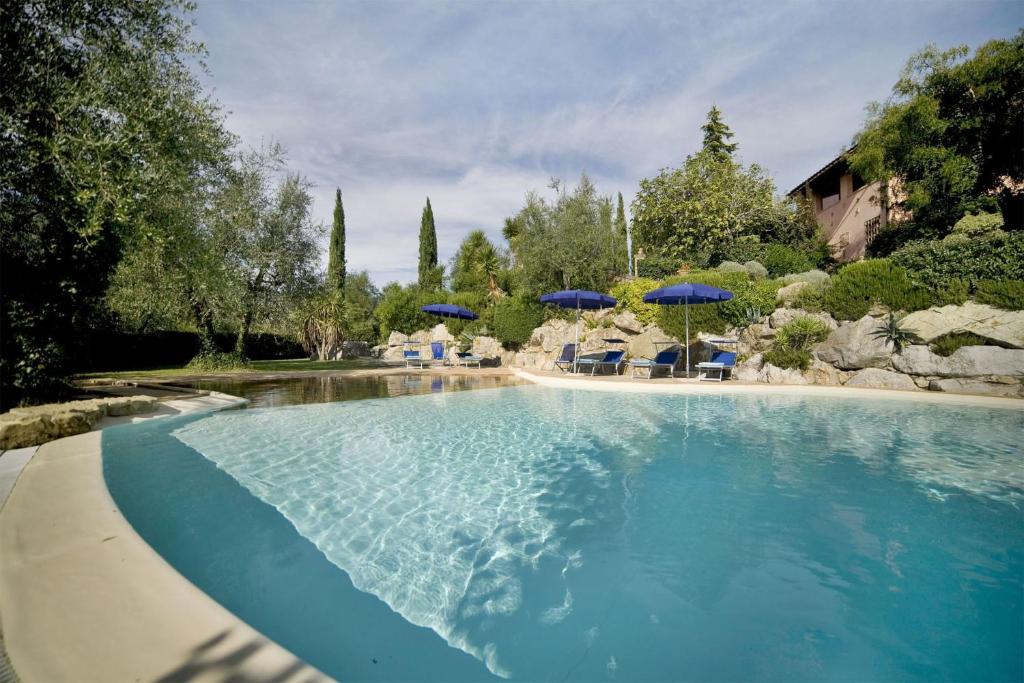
[0,395,159,449]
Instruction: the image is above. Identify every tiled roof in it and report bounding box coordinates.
[787,147,854,197]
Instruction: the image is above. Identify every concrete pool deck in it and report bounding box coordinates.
[1,369,1019,682]
[0,391,329,683]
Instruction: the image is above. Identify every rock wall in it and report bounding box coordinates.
[0,395,159,449]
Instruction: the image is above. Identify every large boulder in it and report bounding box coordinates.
[769,308,838,331]
[612,310,644,335]
[892,345,1024,378]
[0,414,51,449]
[899,302,1024,349]
[429,323,454,342]
[776,281,810,306]
[814,315,893,370]
[581,326,622,351]
[760,363,809,385]
[472,335,503,359]
[529,324,576,353]
[386,331,409,347]
[382,345,407,362]
[928,378,1024,399]
[844,368,919,391]
[626,325,675,361]
[802,359,850,386]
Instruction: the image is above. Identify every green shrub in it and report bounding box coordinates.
[759,244,814,278]
[775,316,831,351]
[792,283,826,312]
[931,332,989,357]
[762,346,812,371]
[822,259,935,320]
[717,261,745,273]
[743,261,768,280]
[492,295,545,348]
[610,278,661,325]
[889,232,1024,291]
[975,280,1024,311]
[780,269,830,287]
[945,211,1005,243]
[186,350,250,371]
[656,271,779,338]
[636,255,679,279]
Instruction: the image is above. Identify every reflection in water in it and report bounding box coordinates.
[187,373,519,409]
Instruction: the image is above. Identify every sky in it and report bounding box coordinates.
[191,1,1022,285]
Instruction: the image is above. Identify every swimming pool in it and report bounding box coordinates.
[104,382,1023,682]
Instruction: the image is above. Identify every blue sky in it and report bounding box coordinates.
[192,1,1022,285]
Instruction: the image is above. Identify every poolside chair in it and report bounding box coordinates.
[430,341,447,366]
[404,349,424,369]
[553,343,578,373]
[629,349,681,379]
[454,351,482,368]
[577,349,626,376]
[697,350,737,382]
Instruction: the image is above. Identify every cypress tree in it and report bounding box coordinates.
[327,188,346,296]
[701,106,738,160]
[614,192,628,274]
[418,197,438,288]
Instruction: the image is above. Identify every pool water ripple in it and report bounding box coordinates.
[109,384,1022,681]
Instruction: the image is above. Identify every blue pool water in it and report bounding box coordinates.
[104,384,1024,682]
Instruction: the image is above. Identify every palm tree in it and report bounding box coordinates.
[477,246,505,299]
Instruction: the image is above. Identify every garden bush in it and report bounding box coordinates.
[185,350,251,371]
[792,283,826,312]
[758,244,814,278]
[780,270,830,286]
[656,271,779,338]
[716,261,746,273]
[975,279,1024,311]
[944,211,1005,243]
[492,295,546,348]
[889,232,1024,291]
[636,255,679,279]
[821,260,935,320]
[762,315,830,371]
[931,332,989,357]
[743,261,768,280]
[610,278,661,325]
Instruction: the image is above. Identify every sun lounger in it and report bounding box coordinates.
[553,343,578,372]
[454,352,482,368]
[697,350,736,382]
[577,349,626,375]
[629,349,680,378]
[430,341,447,366]
[404,349,424,369]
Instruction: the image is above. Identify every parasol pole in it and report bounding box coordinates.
[685,295,690,378]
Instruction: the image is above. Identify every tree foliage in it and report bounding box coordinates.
[418,198,440,289]
[701,106,739,160]
[327,188,347,296]
[849,32,1024,239]
[508,175,622,295]
[450,230,508,298]
[1,0,234,406]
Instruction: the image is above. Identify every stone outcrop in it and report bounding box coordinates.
[928,378,1024,399]
[814,316,892,370]
[768,308,838,331]
[844,368,919,391]
[802,359,850,386]
[612,310,644,335]
[892,345,1024,378]
[0,396,159,449]
[900,302,1024,349]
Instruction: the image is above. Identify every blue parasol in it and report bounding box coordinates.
[539,290,617,372]
[420,303,479,320]
[643,283,733,377]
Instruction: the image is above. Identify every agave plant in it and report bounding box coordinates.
[869,312,912,353]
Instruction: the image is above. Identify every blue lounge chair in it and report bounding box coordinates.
[404,349,424,369]
[454,351,482,368]
[430,341,447,366]
[697,350,736,382]
[553,343,578,372]
[629,349,681,378]
[577,349,626,375]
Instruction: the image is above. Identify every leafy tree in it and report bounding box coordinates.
[0,0,234,407]
[212,146,322,355]
[701,106,739,160]
[418,198,440,289]
[343,270,382,340]
[632,149,777,266]
[508,174,622,295]
[849,32,1024,242]
[327,188,347,296]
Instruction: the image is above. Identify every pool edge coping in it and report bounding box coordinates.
[0,392,331,683]
[512,369,1024,409]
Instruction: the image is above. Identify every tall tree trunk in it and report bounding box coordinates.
[187,287,216,354]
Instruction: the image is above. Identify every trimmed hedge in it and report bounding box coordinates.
[822,260,935,321]
[889,232,1024,291]
[493,295,546,347]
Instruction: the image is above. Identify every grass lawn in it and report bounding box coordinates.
[79,357,389,380]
